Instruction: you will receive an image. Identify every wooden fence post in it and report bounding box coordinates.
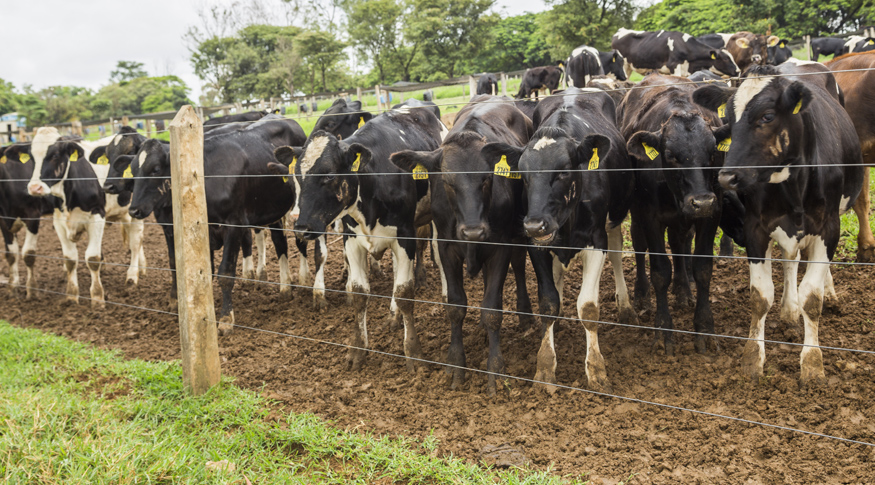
[356,87,362,102]
[144,119,152,138]
[469,75,477,99]
[805,35,811,61]
[170,105,221,395]
[375,85,383,112]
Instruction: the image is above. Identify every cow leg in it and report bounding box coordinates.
[2,221,20,292]
[482,250,512,395]
[313,235,328,311]
[241,229,255,281]
[692,220,718,353]
[22,223,39,301]
[162,224,178,312]
[779,248,802,329]
[216,227,243,336]
[798,237,830,386]
[437,240,467,388]
[392,232,423,373]
[268,223,291,300]
[125,217,145,286]
[345,238,371,371]
[718,232,734,258]
[607,223,636,324]
[578,247,610,390]
[531,250,561,388]
[668,228,693,310]
[84,213,106,309]
[53,211,79,304]
[824,266,838,305]
[255,228,268,281]
[742,235,774,380]
[414,224,430,289]
[511,245,534,330]
[854,168,875,262]
[631,210,651,312]
[646,225,674,355]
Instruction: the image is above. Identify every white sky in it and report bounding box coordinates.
[5,0,547,100]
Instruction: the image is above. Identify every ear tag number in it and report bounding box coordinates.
[494,155,520,179]
[20,153,30,163]
[717,103,726,118]
[97,154,109,165]
[358,117,365,128]
[283,156,297,183]
[588,148,600,170]
[793,99,802,114]
[717,137,732,152]
[123,166,133,179]
[351,152,361,172]
[642,142,659,160]
[412,163,428,180]
[69,151,78,162]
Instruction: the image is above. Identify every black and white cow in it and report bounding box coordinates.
[129,117,307,334]
[618,74,725,355]
[0,143,55,299]
[692,64,864,384]
[477,73,499,95]
[767,38,793,65]
[480,87,636,390]
[696,33,733,49]
[842,36,875,55]
[566,45,627,87]
[810,37,844,61]
[612,28,740,78]
[203,110,273,132]
[311,99,374,141]
[277,106,446,372]
[516,65,565,100]
[26,128,146,307]
[390,95,534,393]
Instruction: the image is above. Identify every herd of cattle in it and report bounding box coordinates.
[3,28,875,394]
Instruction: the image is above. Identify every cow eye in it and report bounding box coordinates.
[322,175,335,185]
[760,112,775,124]
[556,171,570,181]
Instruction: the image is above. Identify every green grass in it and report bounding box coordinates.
[0,321,585,484]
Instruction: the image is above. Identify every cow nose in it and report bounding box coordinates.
[27,183,43,196]
[523,219,547,237]
[294,222,313,238]
[718,171,739,190]
[752,55,762,62]
[459,224,488,242]
[129,208,144,219]
[689,194,717,217]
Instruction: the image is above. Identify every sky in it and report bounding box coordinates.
[4,0,547,101]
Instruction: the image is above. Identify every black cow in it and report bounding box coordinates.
[129,117,307,334]
[390,95,534,393]
[480,87,636,390]
[0,143,55,299]
[202,110,266,132]
[843,36,875,55]
[618,74,725,355]
[692,64,865,385]
[516,65,564,100]
[311,98,374,141]
[276,107,445,372]
[767,38,793,65]
[612,28,740,78]
[566,45,627,87]
[810,37,846,60]
[477,73,499,95]
[696,33,733,49]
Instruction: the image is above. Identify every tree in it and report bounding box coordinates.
[297,30,348,92]
[539,0,637,56]
[462,12,553,73]
[0,78,17,115]
[346,0,404,83]
[109,61,148,83]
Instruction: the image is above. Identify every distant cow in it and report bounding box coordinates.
[696,33,733,49]
[312,98,374,141]
[842,36,875,55]
[391,98,441,119]
[810,37,845,60]
[693,64,864,385]
[566,45,627,87]
[516,65,564,100]
[727,32,780,72]
[612,29,740,78]
[477,73,499,95]
[767,38,793,65]
[203,111,266,132]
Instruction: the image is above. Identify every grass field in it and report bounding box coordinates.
[0,321,587,484]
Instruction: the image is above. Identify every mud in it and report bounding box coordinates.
[3,219,875,483]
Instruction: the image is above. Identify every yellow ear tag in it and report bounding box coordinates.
[0,155,6,164]
[588,148,600,170]
[19,153,30,163]
[494,155,521,179]
[97,154,109,165]
[123,166,133,179]
[559,62,564,68]
[351,152,361,172]
[717,103,726,118]
[69,151,78,162]
[412,163,428,180]
[642,142,659,160]
[779,42,785,48]
[283,157,297,183]
[711,53,716,60]
[358,117,365,129]
[717,137,732,152]
[793,99,802,114]
[869,39,874,45]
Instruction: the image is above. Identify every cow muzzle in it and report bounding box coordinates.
[129,206,150,220]
[752,54,763,63]
[523,218,556,246]
[684,193,718,219]
[27,181,50,197]
[458,223,490,242]
[293,221,322,241]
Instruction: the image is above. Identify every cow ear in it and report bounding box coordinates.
[274,146,302,167]
[346,143,372,172]
[348,100,362,111]
[64,143,84,162]
[626,131,662,165]
[480,142,525,170]
[390,149,442,173]
[576,134,611,169]
[767,36,780,47]
[693,84,736,114]
[712,124,732,142]
[360,111,374,123]
[781,81,812,116]
[89,146,107,164]
[735,37,750,49]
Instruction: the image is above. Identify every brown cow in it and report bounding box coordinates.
[727,32,780,72]
[826,52,875,262]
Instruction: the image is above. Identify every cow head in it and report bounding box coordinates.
[2,144,32,166]
[311,99,373,141]
[290,131,366,239]
[128,139,171,219]
[692,66,808,191]
[103,155,135,195]
[767,38,793,65]
[481,127,608,245]
[602,50,628,81]
[709,49,741,78]
[26,127,64,197]
[627,111,720,219]
[31,140,84,198]
[732,32,779,68]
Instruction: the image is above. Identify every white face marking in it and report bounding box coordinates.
[733,76,774,121]
[438,121,450,141]
[667,38,675,51]
[138,150,147,164]
[113,135,123,146]
[301,135,330,179]
[723,49,740,73]
[768,166,790,183]
[533,137,557,151]
[27,127,62,196]
[719,33,733,45]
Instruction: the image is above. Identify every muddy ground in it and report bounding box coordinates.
[2,219,875,484]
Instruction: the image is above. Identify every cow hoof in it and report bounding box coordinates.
[347,348,367,371]
[313,295,328,312]
[517,312,536,331]
[125,278,137,288]
[257,269,268,282]
[387,312,403,332]
[279,286,292,301]
[618,306,638,325]
[168,297,178,313]
[673,291,694,310]
[856,246,875,263]
[695,335,720,355]
[800,371,827,388]
[62,297,79,307]
[533,368,557,388]
[217,316,235,336]
[91,299,106,310]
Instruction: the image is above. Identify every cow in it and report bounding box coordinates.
[688,69,731,85]
[477,73,499,95]
[696,33,734,49]
[480,87,636,390]
[842,36,875,55]
[128,116,307,334]
[0,143,55,299]
[391,99,441,119]
[810,37,846,61]
[611,29,740,78]
[727,32,780,72]
[826,51,875,262]
[617,74,725,355]
[585,76,636,107]
[389,95,534,393]
[203,110,268,132]
[512,99,539,120]
[516,64,565,100]
[277,105,446,372]
[311,98,374,141]
[692,64,864,385]
[767,38,793,65]
[566,45,627,88]
[25,128,146,307]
